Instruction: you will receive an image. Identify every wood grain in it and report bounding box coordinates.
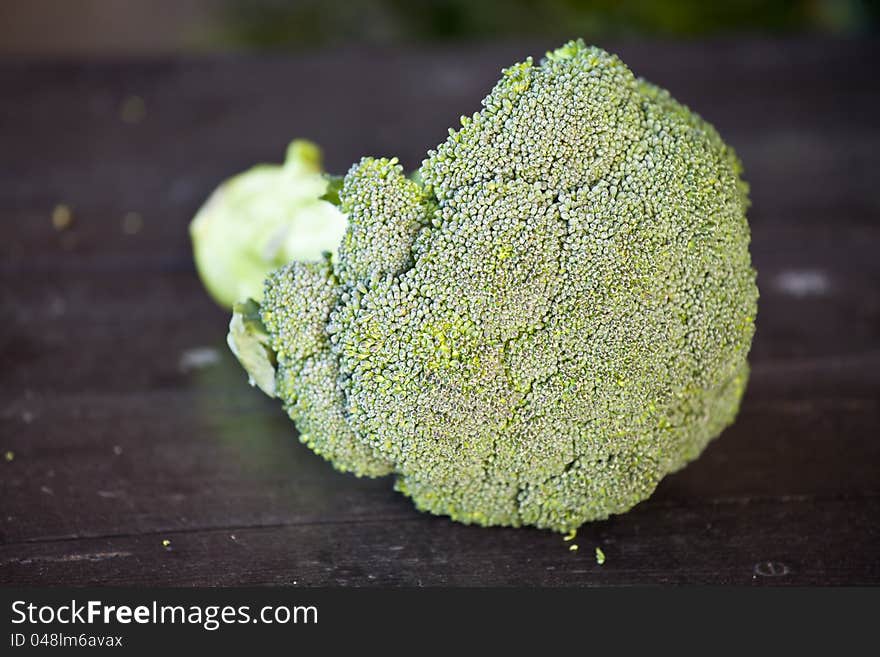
[1,39,878,585]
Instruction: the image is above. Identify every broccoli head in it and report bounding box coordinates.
[226,41,758,532]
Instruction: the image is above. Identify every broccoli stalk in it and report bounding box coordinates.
[190,140,347,309]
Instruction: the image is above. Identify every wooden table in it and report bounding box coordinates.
[1,39,878,586]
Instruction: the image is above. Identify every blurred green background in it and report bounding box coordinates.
[0,0,877,54]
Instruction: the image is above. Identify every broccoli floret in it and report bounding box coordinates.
[225,40,758,532]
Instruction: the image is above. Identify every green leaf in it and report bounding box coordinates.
[320,175,344,206]
[227,299,277,398]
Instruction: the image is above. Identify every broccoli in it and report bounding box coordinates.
[221,40,758,533]
[190,139,347,309]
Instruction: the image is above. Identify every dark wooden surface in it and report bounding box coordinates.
[1,39,878,586]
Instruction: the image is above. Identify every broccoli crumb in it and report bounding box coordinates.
[569,544,579,552]
[4,450,14,462]
[563,529,577,542]
[51,204,72,231]
[595,547,606,565]
[161,539,171,548]
[122,212,143,235]
[120,95,146,124]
